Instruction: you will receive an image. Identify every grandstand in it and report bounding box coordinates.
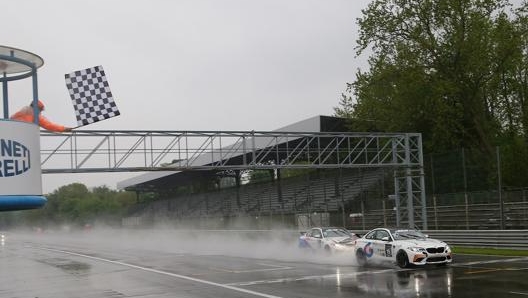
[116,113,528,231]
[118,116,426,229]
[122,168,387,228]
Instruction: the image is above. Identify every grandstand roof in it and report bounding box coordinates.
[117,115,347,191]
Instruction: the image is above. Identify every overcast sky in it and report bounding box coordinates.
[3,0,371,193]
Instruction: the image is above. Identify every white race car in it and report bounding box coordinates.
[298,227,359,253]
[354,228,452,268]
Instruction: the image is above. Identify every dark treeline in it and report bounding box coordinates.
[335,0,528,189]
[0,183,136,229]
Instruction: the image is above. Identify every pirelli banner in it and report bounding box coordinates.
[0,120,42,195]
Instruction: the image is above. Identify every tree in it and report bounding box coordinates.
[0,183,138,229]
[333,87,355,119]
[339,0,527,155]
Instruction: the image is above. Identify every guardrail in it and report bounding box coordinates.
[233,230,528,250]
[423,230,528,250]
[122,228,528,250]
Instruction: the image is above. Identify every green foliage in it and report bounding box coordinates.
[248,170,274,184]
[0,183,137,229]
[497,136,528,187]
[453,246,528,256]
[336,0,528,189]
[340,0,527,149]
[281,167,317,179]
[425,148,496,193]
[333,88,355,119]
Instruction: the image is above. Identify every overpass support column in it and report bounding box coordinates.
[276,169,283,210]
[392,134,427,229]
[235,170,241,209]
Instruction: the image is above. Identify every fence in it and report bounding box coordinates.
[424,230,528,249]
[423,147,528,229]
[349,147,528,230]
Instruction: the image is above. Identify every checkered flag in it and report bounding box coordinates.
[65,65,120,127]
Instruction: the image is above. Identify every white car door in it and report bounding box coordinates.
[360,229,393,262]
[306,228,323,249]
[360,230,379,260]
[371,229,394,261]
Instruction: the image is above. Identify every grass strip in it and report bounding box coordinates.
[453,246,528,256]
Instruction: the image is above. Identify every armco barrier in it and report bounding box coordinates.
[154,229,528,250]
[423,230,528,249]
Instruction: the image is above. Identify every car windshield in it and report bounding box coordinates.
[322,228,350,238]
[391,229,427,240]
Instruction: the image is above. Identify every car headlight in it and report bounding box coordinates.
[445,245,451,252]
[408,247,426,252]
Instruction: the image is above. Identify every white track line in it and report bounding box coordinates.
[35,246,283,298]
[452,257,528,267]
[211,263,293,274]
[510,292,528,296]
[225,269,395,286]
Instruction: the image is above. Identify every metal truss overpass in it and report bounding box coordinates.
[40,130,427,229]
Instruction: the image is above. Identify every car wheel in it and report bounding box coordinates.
[324,245,333,256]
[356,249,367,266]
[396,250,409,268]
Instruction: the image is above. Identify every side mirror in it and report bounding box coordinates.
[381,236,390,242]
[313,234,322,239]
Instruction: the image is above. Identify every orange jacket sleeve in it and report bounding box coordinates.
[38,115,66,132]
[10,110,33,123]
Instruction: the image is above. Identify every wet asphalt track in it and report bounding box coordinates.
[1,230,527,298]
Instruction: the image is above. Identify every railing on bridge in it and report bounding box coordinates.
[40,130,423,173]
